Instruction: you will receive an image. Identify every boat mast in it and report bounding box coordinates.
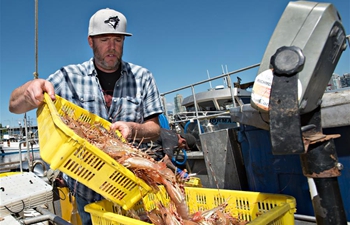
[22,0,40,172]
[34,0,39,79]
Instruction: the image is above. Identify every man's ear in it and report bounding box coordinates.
[88,36,93,48]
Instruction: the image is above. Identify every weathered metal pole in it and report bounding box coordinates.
[300,107,347,224]
[269,46,347,224]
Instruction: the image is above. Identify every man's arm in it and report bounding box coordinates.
[9,79,55,114]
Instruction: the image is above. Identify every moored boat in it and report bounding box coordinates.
[0,138,39,153]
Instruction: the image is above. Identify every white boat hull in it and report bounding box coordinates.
[0,141,39,153]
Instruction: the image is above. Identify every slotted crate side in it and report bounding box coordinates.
[184,188,296,223]
[85,187,297,225]
[87,200,151,225]
[36,94,152,210]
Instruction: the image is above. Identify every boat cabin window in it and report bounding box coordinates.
[198,101,217,111]
[185,106,196,112]
[185,101,217,111]
[217,99,234,110]
[217,97,251,110]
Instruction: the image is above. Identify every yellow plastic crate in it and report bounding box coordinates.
[37,94,152,210]
[0,172,21,178]
[85,187,296,225]
[184,177,202,187]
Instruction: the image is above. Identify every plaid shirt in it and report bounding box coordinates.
[48,58,163,202]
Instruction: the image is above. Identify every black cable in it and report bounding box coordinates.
[4,200,25,214]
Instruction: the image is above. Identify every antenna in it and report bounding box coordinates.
[221,64,228,87]
[207,70,213,89]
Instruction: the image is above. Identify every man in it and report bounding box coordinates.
[148,128,198,161]
[9,8,163,225]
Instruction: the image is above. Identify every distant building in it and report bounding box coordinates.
[328,73,342,90]
[174,94,186,114]
[327,73,350,90]
[340,73,350,88]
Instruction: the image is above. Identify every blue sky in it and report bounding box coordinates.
[1,0,349,128]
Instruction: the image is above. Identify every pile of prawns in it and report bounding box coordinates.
[63,115,248,225]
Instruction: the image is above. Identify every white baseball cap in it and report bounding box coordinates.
[88,8,132,36]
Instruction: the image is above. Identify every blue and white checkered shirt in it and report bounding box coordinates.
[48,58,163,202]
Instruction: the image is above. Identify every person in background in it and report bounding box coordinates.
[148,128,198,161]
[9,8,163,225]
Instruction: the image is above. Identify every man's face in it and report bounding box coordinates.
[88,34,124,73]
[177,135,189,150]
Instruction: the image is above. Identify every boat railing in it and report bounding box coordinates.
[173,110,231,124]
[0,138,40,173]
[161,63,259,135]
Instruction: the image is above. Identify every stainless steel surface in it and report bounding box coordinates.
[230,87,350,130]
[321,87,350,128]
[256,1,346,114]
[199,128,248,190]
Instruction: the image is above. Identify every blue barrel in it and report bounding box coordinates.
[238,124,350,218]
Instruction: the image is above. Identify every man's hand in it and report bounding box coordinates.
[110,117,160,142]
[9,79,55,114]
[111,121,132,140]
[24,79,55,107]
